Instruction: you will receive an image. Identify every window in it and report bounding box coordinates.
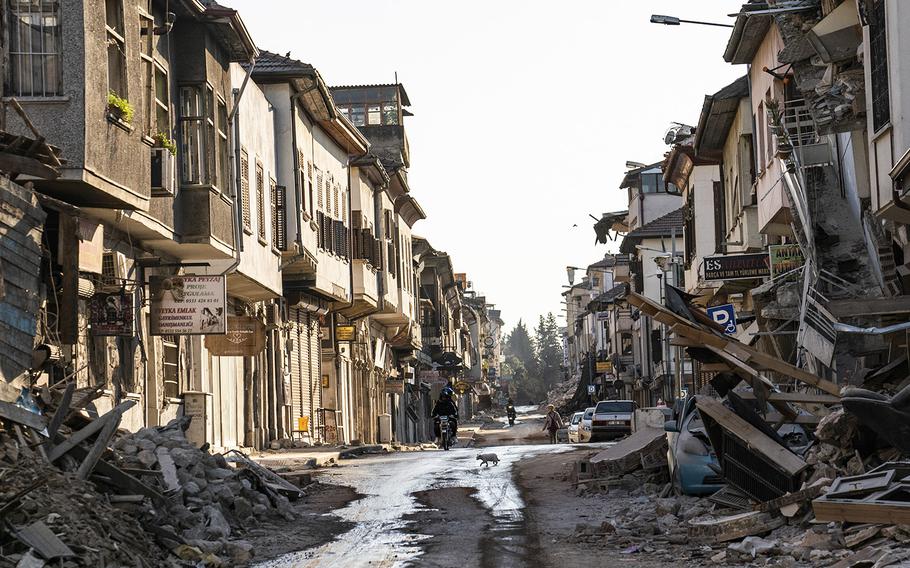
[139,11,153,132]
[307,161,314,214]
[764,90,774,164]
[240,148,251,231]
[332,181,339,218]
[349,105,365,127]
[869,0,890,132]
[6,0,62,97]
[216,100,229,192]
[105,0,126,99]
[256,161,266,241]
[205,86,216,187]
[382,103,398,125]
[316,170,323,209]
[153,67,170,134]
[713,180,726,253]
[272,178,285,250]
[179,86,206,184]
[162,335,179,399]
[756,104,765,173]
[367,105,381,125]
[620,333,633,357]
[639,172,676,194]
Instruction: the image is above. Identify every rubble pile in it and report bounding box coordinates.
[0,388,303,567]
[0,432,170,568]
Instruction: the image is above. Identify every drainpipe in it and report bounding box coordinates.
[222,57,256,276]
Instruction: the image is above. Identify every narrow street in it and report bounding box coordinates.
[253,410,589,568]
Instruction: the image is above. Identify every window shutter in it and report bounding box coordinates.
[373,237,383,270]
[273,183,286,250]
[317,211,325,249]
[352,225,361,260]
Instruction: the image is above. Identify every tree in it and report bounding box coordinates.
[504,320,545,402]
[535,312,563,391]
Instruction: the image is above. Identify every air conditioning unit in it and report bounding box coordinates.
[151,147,176,196]
[100,251,128,291]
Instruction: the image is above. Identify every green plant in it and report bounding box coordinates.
[152,131,177,156]
[107,91,134,123]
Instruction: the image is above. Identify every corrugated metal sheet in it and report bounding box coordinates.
[288,307,303,428]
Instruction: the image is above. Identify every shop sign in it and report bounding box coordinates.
[453,380,471,394]
[707,304,738,335]
[703,253,771,281]
[769,244,805,278]
[335,325,355,341]
[384,378,405,394]
[204,316,266,356]
[89,292,134,336]
[595,360,613,373]
[149,275,226,335]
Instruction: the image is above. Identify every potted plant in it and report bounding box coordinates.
[151,131,177,156]
[107,91,134,124]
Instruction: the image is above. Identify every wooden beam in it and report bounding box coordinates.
[47,382,75,439]
[46,400,135,463]
[0,152,59,179]
[76,403,126,480]
[736,391,840,404]
[702,363,732,372]
[762,412,821,425]
[696,397,808,476]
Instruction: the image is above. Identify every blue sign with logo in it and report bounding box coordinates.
[707,304,737,335]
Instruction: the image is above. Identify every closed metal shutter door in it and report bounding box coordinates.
[288,307,303,428]
[308,312,321,429]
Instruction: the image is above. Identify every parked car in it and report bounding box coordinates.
[567,411,585,443]
[664,396,724,496]
[579,407,595,442]
[590,400,636,441]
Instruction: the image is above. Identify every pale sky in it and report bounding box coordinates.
[223,0,745,334]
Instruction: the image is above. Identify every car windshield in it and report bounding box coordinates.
[571,414,583,424]
[583,409,594,419]
[687,410,705,433]
[595,401,634,414]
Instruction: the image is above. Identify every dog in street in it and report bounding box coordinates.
[476,453,499,467]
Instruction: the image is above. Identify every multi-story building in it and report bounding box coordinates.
[1,0,279,448]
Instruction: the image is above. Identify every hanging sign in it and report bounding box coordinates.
[149,275,226,335]
[707,304,738,335]
[89,292,134,336]
[595,361,613,373]
[204,316,266,356]
[704,253,771,281]
[769,244,806,278]
[335,325,355,342]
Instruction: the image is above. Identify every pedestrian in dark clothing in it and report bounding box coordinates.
[543,404,563,444]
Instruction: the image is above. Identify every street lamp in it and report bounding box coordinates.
[650,14,734,28]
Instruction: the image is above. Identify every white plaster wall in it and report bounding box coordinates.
[232,64,281,297]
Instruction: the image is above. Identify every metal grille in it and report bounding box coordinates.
[782,98,820,147]
[870,0,890,131]
[240,150,250,229]
[7,0,62,97]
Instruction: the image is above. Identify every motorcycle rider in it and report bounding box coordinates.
[506,398,517,426]
[432,387,459,443]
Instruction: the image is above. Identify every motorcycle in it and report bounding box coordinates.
[438,415,456,450]
[507,406,516,427]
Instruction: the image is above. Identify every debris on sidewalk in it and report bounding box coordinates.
[0,382,300,566]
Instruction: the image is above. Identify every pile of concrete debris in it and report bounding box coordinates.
[0,383,304,567]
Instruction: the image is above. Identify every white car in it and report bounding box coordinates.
[567,411,585,443]
[579,407,595,442]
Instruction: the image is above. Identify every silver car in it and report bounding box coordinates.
[567,411,585,443]
[579,407,595,442]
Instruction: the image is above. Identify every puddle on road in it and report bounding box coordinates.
[254,444,572,568]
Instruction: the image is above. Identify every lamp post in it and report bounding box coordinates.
[650,14,734,28]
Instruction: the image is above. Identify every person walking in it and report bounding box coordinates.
[542,404,563,444]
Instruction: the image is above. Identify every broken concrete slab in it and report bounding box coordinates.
[587,426,667,477]
[15,521,75,560]
[688,511,786,544]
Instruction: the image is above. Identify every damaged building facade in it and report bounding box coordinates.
[0,0,501,451]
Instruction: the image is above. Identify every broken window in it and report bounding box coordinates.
[348,105,365,127]
[869,0,890,132]
[105,0,127,100]
[6,0,62,97]
[383,103,398,125]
